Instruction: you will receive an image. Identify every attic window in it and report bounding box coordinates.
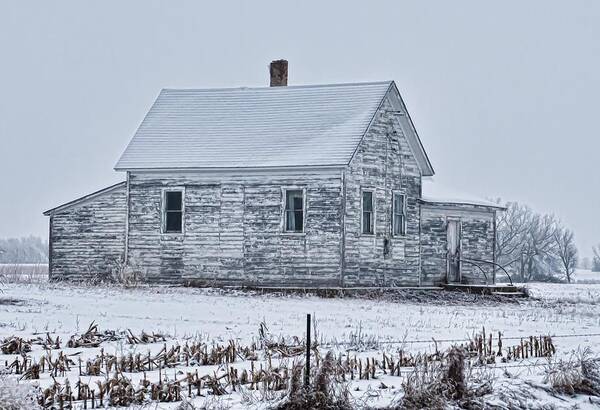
[163,190,183,233]
[362,190,374,235]
[393,193,407,236]
[284,189,304,233]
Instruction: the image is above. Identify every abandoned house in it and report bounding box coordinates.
[44,60,504,287]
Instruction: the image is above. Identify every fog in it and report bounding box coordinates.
[1,0,598,256]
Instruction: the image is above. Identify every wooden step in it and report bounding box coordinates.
[443,284,527,296]
[491,291,527,297]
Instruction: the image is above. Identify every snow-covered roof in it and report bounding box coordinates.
[43,181,126,216]
[421,180,505,209]
[114,81,434,175]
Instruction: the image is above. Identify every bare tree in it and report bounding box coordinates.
[495,202,533,272]
[554,227,578,283]
[495,201,565,282]
[0,237,48,263]
[593,245,600,273]
[580,256,592,270]
[519,213,559,282]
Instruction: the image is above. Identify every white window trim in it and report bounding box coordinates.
[392,191,407,237]
[360,188,376,236]
[281,186,307,235]
[161,187,185,235]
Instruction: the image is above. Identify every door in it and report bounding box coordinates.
[446,219,462,283]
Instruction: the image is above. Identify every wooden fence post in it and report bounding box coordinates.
[305,314,311,388]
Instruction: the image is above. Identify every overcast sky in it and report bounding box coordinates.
[1,1,598,257]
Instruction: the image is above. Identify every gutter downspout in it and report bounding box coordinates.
[340,169,347,287]
[48,216,53,281]
[124,171,131,266]
[417,168,423,287]
[492,210,497,284]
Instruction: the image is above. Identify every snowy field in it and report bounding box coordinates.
[1,283,600,408]
[0,263,48,284]
[572,268,600,284]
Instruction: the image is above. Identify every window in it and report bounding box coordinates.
[393,193,406,236]
[362,190,374,234]
[284,189,304,233]
[163,191,183,233]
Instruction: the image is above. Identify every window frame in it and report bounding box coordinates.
[281,186,307,235]
[161,187,185,235]
[392,191,407,237]
[360,188,376,235]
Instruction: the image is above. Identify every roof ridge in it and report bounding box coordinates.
[161,80,394,93]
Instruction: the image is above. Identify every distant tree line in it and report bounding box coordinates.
[0,236,48,263]
[495,201,578,283]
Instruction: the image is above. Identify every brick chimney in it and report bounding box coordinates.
[269,59,288,87]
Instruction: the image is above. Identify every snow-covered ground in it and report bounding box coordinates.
[1,283,600,408]
[573,268,600,284]
[1,283,599,351]
[0,263,48,284]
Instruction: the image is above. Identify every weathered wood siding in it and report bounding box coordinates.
[46,88,500,288]
[420,203,496,285]
[343,95,422,286]
[49,184,127,281]
[126,171,343,286]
